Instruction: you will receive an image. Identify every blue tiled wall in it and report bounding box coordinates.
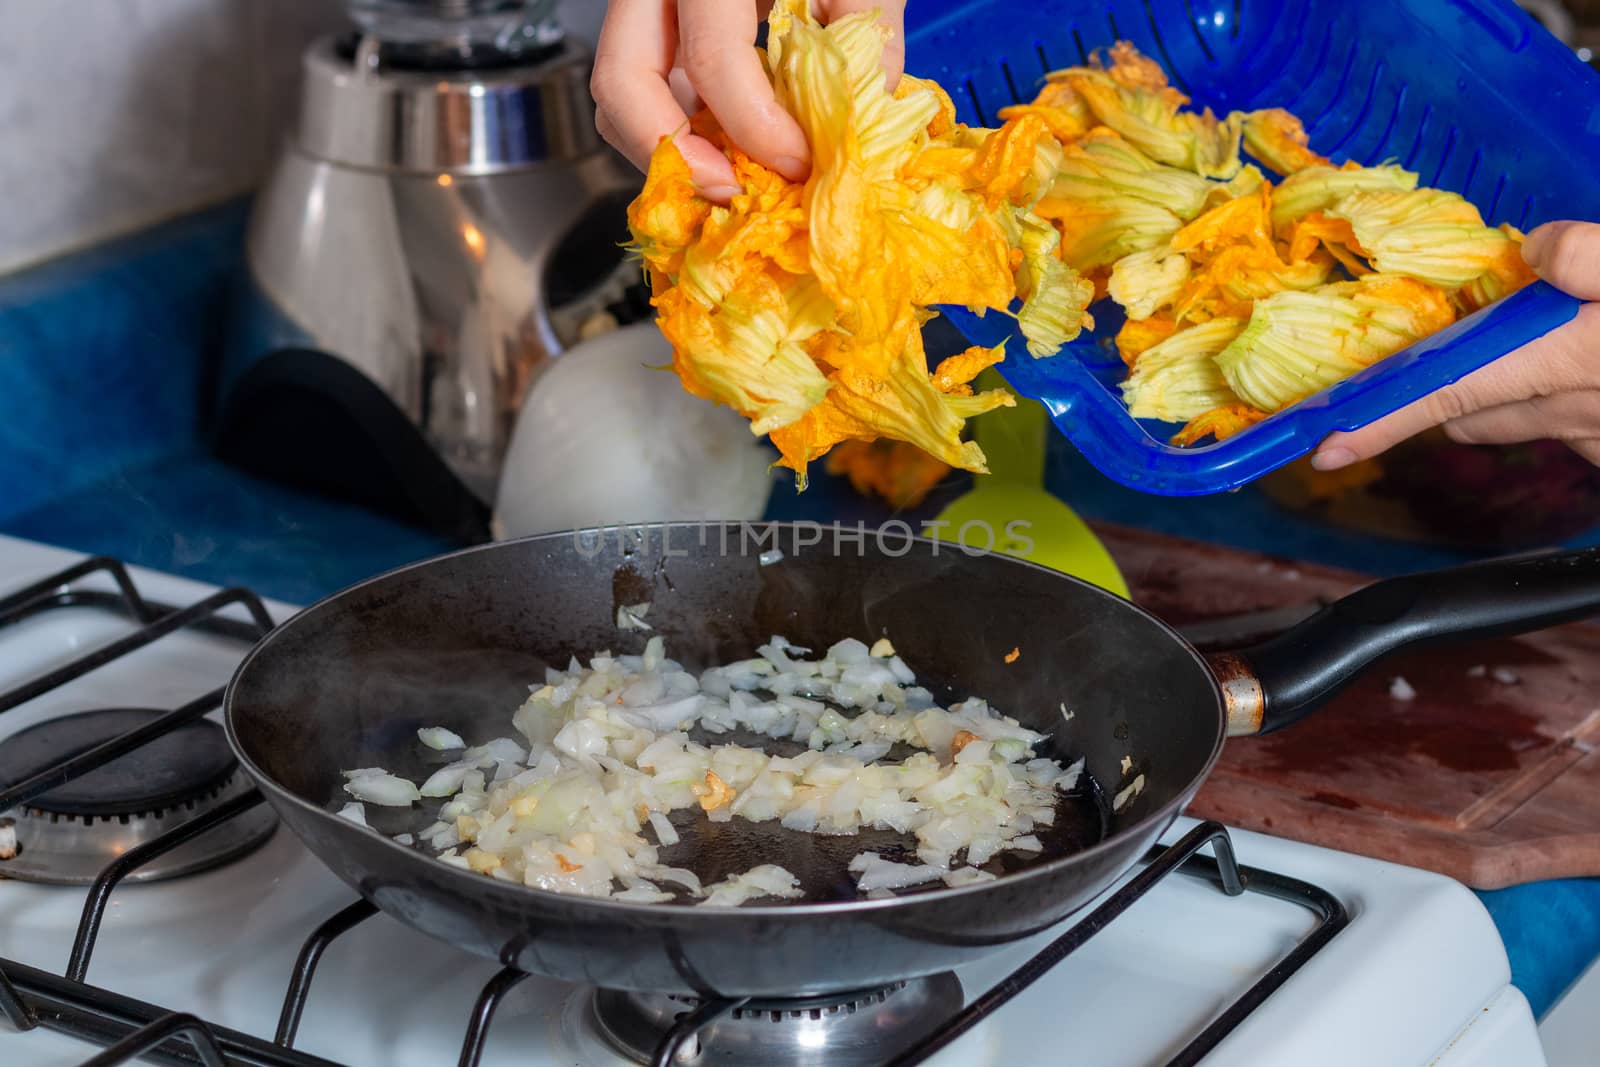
[0,202,455,605]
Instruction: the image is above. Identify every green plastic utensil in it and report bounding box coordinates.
[932,369,1129,597]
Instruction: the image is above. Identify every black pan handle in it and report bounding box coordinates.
[1212,547,1600,736]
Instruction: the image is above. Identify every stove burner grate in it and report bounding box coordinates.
[0,708,277,884]
[591,976,965,1066]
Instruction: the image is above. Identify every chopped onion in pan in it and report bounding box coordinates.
[339,630,1087,905]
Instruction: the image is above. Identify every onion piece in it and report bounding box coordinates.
[647,811,680,846]
[614,884,676,904]
[417,726,466,750]
[848,852,945,892]
[698,865,804,906]
[617,602,653,631]
[420,760,478,798]
[465,737,528,767]
[341,770,420,807]
[1112,773,1146,813]
[647,866,704,895]
[943,867,996,887]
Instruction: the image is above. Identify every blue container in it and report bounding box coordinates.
[909,0,1600,494]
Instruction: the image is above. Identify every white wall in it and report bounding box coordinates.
[0,0,608,276]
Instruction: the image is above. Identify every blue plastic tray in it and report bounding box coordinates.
[908,0,1600,494]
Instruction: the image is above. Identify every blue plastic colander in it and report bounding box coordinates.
[908,0,1600,494]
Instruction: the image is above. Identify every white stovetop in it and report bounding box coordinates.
[0,533,1552,1067]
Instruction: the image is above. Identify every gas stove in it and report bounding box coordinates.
[0,532,1549,1066]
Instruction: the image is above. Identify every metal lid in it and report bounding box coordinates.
[296,32,602,174]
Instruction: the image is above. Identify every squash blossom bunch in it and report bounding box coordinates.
[628,17,1541,493]
[626,0,1093,484]
[1012,43,1536,445]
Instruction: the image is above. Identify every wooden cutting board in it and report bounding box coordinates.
[1092,523,1600,890]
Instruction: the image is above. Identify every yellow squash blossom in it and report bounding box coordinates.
[1457,225,1538,313]
[1161,184,1333,322]
[1040,194,1186,282]
[769,335,1016,477]
[1116,315,1180,366]
[1050,46,1245,179]
[1171,244,1335,323]
[1005,208,1098,355]
[1328,188,1528,290]
[1270,163,1417,229]
[639,137,833,434]
[1171,405,1271,446]
[626,141,712,278]
[1037,133,1215,272]
[1046,131,1215,221]
[1108,248,1189,321]
[997,79,1094,143]
[1216,274,1455,411]
[1242,109,1329,176]
[1120,317,1248,422]
[1097,39,1176,92]
[825,439,953,509]
[1170,184,1274,257]
[1203,163,1268,210]
[1285,212,1371,277]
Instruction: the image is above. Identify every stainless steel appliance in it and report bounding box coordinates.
[217,0,644,539]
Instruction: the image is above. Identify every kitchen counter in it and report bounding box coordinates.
[1,202,1598,1024]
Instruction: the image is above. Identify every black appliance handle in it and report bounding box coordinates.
[1212,547,1600,736]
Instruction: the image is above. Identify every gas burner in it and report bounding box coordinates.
[0,708,277,885]
[587,974,965,1066]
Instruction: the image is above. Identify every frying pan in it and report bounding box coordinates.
[223,523,1600,998]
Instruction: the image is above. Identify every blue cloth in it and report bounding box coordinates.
[1479,878,1600,1016]
[0,205,1595,1017]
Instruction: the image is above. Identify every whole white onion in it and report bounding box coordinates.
[493,323,775,538]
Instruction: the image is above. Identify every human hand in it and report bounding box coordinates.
[591,0,908,201]
[1312,220,1600,470]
